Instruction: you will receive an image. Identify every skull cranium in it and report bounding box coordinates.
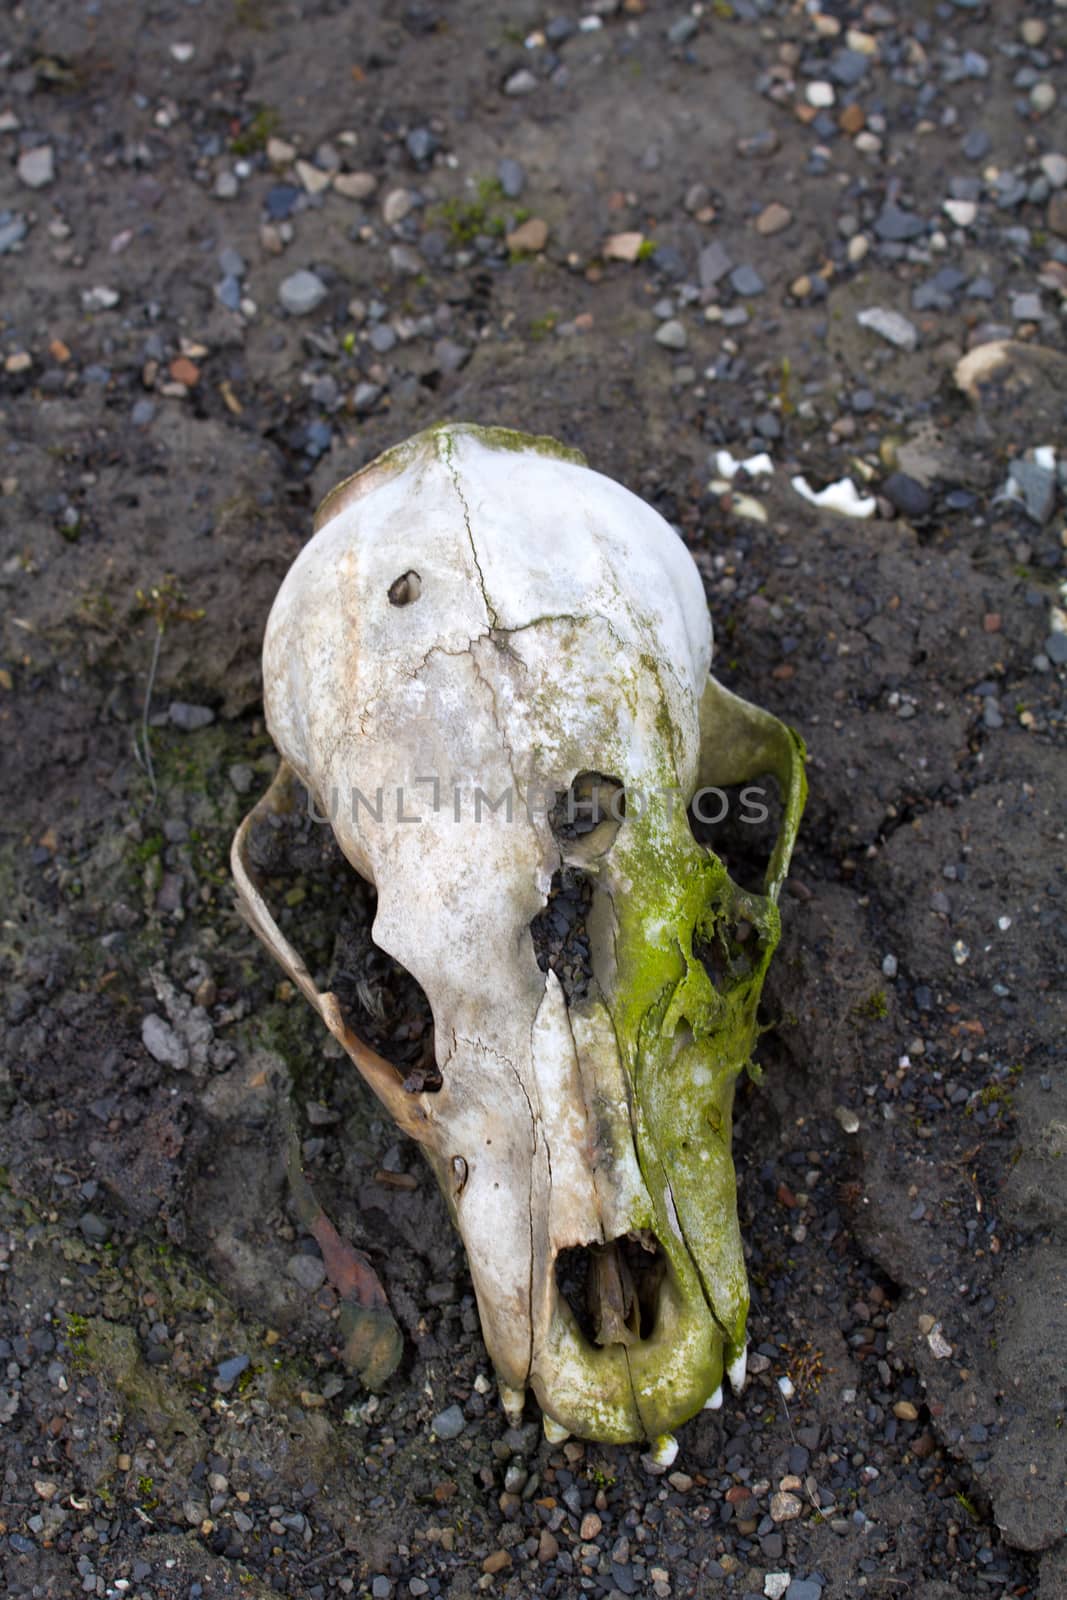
[232,423,805,1444]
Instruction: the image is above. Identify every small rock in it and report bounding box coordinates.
[856,306,918,351]
[943,199,976,227]
[770,1491,803,1523]
[580,1512,603,1540]
[806,81,835,108]
[431,1404,467,1440]
[382,188,416,225]
[504,69,538,96]
[142,1014,190,1071]
[1011,292,1044,321]
[765,1578,792,1600]
[874,202,926,242]
[18,145,54,189]
[1048,192,1067,237]
[279,270,327,316]
[730,263,765,296]
[786,1583,823,1600]
[604,231,646,263]
[498,158,526,198]
[333,170,377,200]
[893,1400,919,1420]
[213,171,239,200]
[883,472,932,517]
[755,202,791,236]
[433,338,471,374]
[81,286,120,312]
[1030,83,1057,116]
[1009,458,1056,523]
[216,1354,250,1389]
[1045,631,1067,665]
[1041,154,1067,190]
[287,1253,327,1292]
[406,127,438,165]
[78,1212,112,1244]
[168,701,214,730]
[0,214,29,254]
[654,319,687,350]
[507,217,548,252]
[295,158,331,195]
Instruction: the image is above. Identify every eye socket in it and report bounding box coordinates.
[388,570,422,606]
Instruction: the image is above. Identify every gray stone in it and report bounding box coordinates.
[504,69,538,96]
[1041,154,1067,190]
[498,158,526,198]
[1045,631,1067,665]
[884,472,932,517]
[218,246,246,278]
[168,701,215,730]
[142,1014,190,1071]
[654,319,687,350]
[874,203,926,242]
[1011,293,1044,321]
[406,127,437,165]
[434,338,471,374]
[131,399,156,426]
[830,48,868,86]
[0,213,28,254]
[213,171,239,200]
[730,263,765,296]
[1009,460,1056,523]
[368,323,397,354]
[667,16,699,45]
[786,1583,823,1600]
[279,269,328,316]
[353,381,383,412]
[216,275,242,311]
[216,1353,250,1388]
[962,128,991,161]
[432,1403,467,1440]
[857,306,919,351]
[287,1253,327,1292]
[18,145,54,189]
[78,1212,112,1244]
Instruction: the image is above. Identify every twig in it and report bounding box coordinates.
[134,622,163,803]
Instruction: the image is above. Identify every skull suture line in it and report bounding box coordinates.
[232,424,806,1446]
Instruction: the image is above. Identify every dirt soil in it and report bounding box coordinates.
[1,2,1066,1598]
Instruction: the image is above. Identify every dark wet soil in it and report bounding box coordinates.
[1,3,1065,1598]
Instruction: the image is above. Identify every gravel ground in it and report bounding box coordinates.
[1,2,1066,1598]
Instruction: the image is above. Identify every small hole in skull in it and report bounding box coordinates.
[388,570,422,606]
[530,867,594,1005]
[694,916,763,993]
[555,1234,665,1349]
[687,777,783,895]
[246,783,438,1091]
[549,771,625,856]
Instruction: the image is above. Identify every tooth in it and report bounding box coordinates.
[703,1385,723,1411]
[543,1415,570,1444]
[499,1384,526,1426]
[727,1344,748,1395]
[649,1433,679,1468]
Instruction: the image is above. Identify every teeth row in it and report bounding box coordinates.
[727,1344,748,1395]
[542,1415,571,1444]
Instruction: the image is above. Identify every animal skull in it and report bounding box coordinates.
[232,423,805,1444]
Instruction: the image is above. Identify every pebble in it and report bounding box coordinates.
[18,145,54,189]
[770,1491,803,1522]
[874,202,925,242]
[507,217,548,252]
[333,170,377,200]
[434,338,470,374]
[498,158,526,198]
[287,1253,327,1292]
[168,701,215,730]
[806,82,835,108]
[1045,632,1067,666]
[655,319,687,350]
[216,1354,250,1388]
[856,307,918,351]
[787,1583,823,1600]
[504,69,538,95]
[943,199,976,227]
[755,202,791,236]
[78,1212,112,1244]
[883,472,931,517]
[1030,83,1057,115]
[1041,154,1067,190]
[81,285,120,312]
[279,270,328,315]
[0,213,28,254]
[765,1577,790,1600]
[699,240,733,289]
[731,264,765,296]
[296,158,331,195]
[213,171,239,200]
[431,1404,467,1440]
[604,231,646,262]
[1009,458,1057,522]
[382,188,416,225]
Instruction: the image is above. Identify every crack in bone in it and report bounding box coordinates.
[440,430,498,629]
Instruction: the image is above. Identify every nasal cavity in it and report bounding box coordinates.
[554,1235,665,1348]
[530,867,593,1006]
[549,771,625,861]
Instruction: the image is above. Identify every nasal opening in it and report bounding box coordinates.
[555,1234,666,1348]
